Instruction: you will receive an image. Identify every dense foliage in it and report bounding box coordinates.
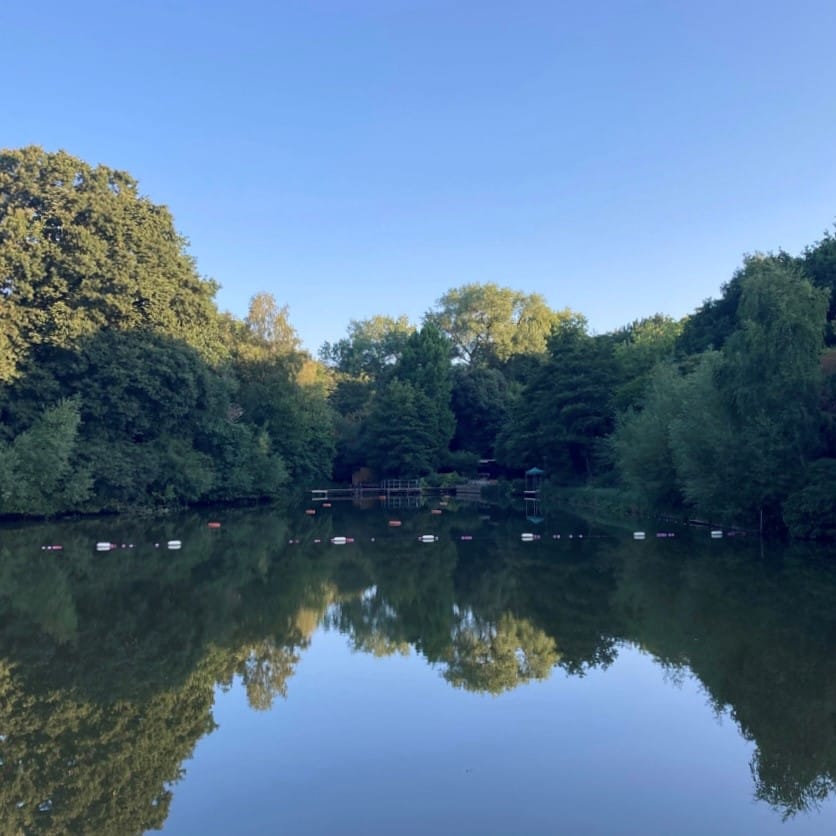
[0,147,333,514]
[2,145,834,538]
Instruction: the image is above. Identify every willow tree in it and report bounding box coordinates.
[0,146,224,382]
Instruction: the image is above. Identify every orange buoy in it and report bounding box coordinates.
[388,520,402,527]
[208,521,221,528]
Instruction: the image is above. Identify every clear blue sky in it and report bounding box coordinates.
[5,0,836,353]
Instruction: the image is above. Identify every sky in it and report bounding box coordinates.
[4,0,836,353]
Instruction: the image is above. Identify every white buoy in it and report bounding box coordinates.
[96,542,112,551]
[520,532,537,542]
[633,531,646,540]
[331,536,348,545]
[710,530,723,539]
[167,540,182,549]
[419,534,438,543]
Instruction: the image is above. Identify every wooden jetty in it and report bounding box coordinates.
[312,479,421,502]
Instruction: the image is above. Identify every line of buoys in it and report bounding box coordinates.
[82,523,732,554]
[41,544,63,551]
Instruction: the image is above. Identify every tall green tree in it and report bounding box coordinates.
[363,380,439,476]
[497,319,617,479]
[0,146,225,381]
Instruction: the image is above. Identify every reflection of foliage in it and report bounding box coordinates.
[443,611,559,695]
[616,541,836,819]
[1,505,835,828]
[239,639,302,710]
[0,654,218,834]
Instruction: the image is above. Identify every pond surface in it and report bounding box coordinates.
[1,499,835,834]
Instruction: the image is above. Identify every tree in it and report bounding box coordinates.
[319,315,414,379]
[0,398,91,515]
[450,365,512,456]
[497,319,617,479]
[717,257,828,524]
[426,282,570,366]
[395,323,455,457]
[242,292,302,357]
[610,362,688,508]
[363,380,439,476]
[612,314,683,411]
[0,146,225,381]
[664,258,828,527]
[802,231,836,344]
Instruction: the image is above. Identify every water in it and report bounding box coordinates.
[1,500,834,834]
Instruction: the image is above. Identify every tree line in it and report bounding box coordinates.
[1,146,835,537]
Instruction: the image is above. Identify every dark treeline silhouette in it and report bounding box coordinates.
[2,146,835,537]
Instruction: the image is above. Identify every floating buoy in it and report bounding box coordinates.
[305,509,316,516]
[208,521,221,529]
[710,530,723,539]
[96,542,114,552]
[322,502,332,508]
[520,532,539,542]
[314,538,322,543]
[167,540,182,549]
[552,534,561,539]
[388,520,402,527]
[431,509,443,515]
[42,544,63,551]
[460,535,473,541]
[331,536,353,545]
[419,534,438,543]
[633,532,646,540]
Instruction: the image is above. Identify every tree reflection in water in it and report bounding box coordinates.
[0,505,834,830]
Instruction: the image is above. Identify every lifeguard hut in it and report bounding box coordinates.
[524,467,545,524]
[524,467,544,496]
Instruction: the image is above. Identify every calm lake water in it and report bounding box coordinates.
[1,499,835,834]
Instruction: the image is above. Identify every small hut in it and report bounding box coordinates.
[524,467,544,496]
